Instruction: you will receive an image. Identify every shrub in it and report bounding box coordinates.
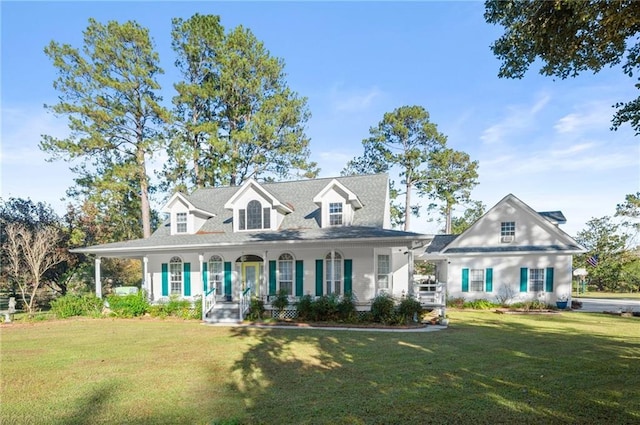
[397,295,422,324]
[337,293,358,322]
[463,299,498,310]
[271,289,290,315]
[50,294,103,318]
[311,294,340,321]
[247,296,265,321]
[371,292,396,324]
[447,297,465,308]
[296,295,314,321]
[106,292,149,317]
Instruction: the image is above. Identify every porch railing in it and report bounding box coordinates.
[239,286,252,322]
[203,286,216,320]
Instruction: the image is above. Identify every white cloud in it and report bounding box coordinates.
[329,85,383,113]
[553,101,614,134]
[480,92,551,145]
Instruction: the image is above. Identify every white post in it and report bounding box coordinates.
[95,257,102,298]
[263,251,268,299]
[142,256,149,296]
[199,254,205,320]
[407,248,414,296]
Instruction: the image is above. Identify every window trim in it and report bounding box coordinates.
[238,200,272,231]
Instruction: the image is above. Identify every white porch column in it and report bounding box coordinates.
[199,254,205,319]
[95,257,102,298]
[263,251,268,298]
[142,256,149,296]
[407,248,415,296]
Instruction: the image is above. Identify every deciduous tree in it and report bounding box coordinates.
[485,0,640,134]
[3,223,68,315]
[575,216,628,291]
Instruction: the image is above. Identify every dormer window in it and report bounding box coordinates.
[329,202,343,226]
[176,213,187,233]
[501,221,515,243]
[239,200,271,231]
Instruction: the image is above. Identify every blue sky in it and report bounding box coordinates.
[1,1,638,237]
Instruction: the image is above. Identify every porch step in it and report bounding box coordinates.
[204,302,241,324]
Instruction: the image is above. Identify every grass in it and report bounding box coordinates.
[1,312,639,424]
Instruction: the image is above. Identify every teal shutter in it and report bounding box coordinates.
[161,263,168,296]
[183,263,191,296]
[485,268,493,292]
[344,259,353,295]
[269,260,277,295]
[545,267,554,292]
[315,260,323,296]
[295,260,304,296]
[461,268,469,292]
[520,268,528,292]
[202,261,208,292]
[224,262,232,297]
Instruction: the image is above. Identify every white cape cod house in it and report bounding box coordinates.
[420,194,585,306]
[76,174,431,322]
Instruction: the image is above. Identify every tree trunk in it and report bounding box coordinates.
[137,145,152,239]
[445,203,452,234]
[404,181,411,231]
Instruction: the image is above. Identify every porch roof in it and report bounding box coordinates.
[72,226,432,257]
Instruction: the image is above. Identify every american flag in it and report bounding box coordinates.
[587,255,599,267]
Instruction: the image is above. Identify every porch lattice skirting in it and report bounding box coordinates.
[269,308,370,321]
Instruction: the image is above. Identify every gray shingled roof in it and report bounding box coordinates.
[424,235,458,253]
[444,244,583,254]
[538,211,567,224]
[74,174,431,255]
[155,173,389,237]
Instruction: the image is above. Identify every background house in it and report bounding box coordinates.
[420,194,585,305]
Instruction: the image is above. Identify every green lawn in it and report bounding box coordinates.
[2,312,639,424]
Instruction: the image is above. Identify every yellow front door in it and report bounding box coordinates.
[241,262,262,293]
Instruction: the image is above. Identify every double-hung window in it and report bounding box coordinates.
[501,221,515,242]
[208,255,223,296]
[329,202,343,226]
[529,268,544,292]
[176,213,187,233]
[377,254,390,290]
[278,253,294,295]
[325,252,342,295]
[470,269,484,291]
[169,256,183,295]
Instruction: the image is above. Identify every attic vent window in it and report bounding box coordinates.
[501,221,515,243]
[176,213,187,233]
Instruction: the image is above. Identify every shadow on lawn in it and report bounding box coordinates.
[58,380,119,425]
[222,317,640,424]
